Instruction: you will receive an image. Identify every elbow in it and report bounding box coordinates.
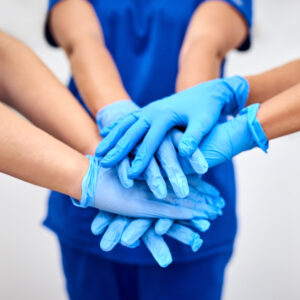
[179,35,227,69]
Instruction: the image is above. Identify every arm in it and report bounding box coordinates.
[0,30,100,155]
[176,0,248,91]
[0,102,88,199]
[183,83,300,170]
[257,83,300,140]
[246,59,300,105]
[97,1,251,174]
[48,0,130,116]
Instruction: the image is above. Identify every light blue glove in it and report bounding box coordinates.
[91,174,225,267]
[172,103,268,169]
[97,76,249,177]
[93,100,211,267]
[96,100,208,199]
[72,156,209,219]
[96,100,140,190]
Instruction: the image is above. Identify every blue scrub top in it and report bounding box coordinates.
[44,0,252,264]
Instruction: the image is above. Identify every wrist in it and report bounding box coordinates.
[83,138,102,155]
[71,155,100,207]
[221,76,249,115]
[92,93,131,118]
[176,39,223,92]
[240,104,269,153]
[68,155,90,201]
[96,99,138,130]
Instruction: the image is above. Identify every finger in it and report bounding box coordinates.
[100,118,150,167]
[155,219,174,235]
[96,113,139,156]
[137,195,214,220]
[100,120,120,137]
[166,224,203,252]
[100,216,130,251]
[172,129,208,174]
[117,157,134,189]
[188,175,220,197]
[156,134,189,198]
[191,219,211,232]
[143,158,167,199]
[188,176,225,209]
[180,219,211,233]
[138,199,212,220]
[121,219,152,247]
[127,120,172,178]
[125,240,140,248]
[162,190,221,219]
[178,120,207,157]
[91,211,114,235]
[142,228,172,268]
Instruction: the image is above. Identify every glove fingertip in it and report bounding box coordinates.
[159,255,173,268]
[178,139,197,157]
[100,238,113,252]
[192,219,211,232]
[191,237,203,252]
[154,219,173,235]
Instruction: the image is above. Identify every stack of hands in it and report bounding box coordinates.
[73,76,268,267]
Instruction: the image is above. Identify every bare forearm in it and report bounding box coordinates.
[257,83,300,140]
[67,37,130,115]
[176,38,223,91]
[0,30,100,155]
[246,59,300,105]
[49,0,129,117]
[176,1,248,91]
[0,102,89,199]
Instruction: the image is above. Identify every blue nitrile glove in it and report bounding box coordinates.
[96,100,208,199]
[91,174,225,267]
[93,101,210,267]
[172,103,268,169]
[96,100,139,189]
[72,156,210,219]
[97,76,249,177]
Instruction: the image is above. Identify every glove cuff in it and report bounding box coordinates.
[96,99,137,129]
[222,76,250,115]
[71,155,100,208]
[240,103,269,153]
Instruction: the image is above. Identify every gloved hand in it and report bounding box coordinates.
[96,100,208,199]
[72,155,216,219]
[172,103,268,169]
[91,174,225,267]
[94,101,211,266]
[96,76,249,177]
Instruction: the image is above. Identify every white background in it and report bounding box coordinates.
[0,1,300,299]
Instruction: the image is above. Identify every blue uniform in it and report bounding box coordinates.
[45,0,252,298]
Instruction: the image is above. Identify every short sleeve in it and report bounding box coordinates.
[44,0,65,47]
[219,0,253,51]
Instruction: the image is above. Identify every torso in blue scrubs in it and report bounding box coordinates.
[45,0,252,265]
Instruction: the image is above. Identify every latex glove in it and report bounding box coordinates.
[96,100,208,199]
[72,156,213,219]
[91,174,225,267]
[93,101,210,266]
[172,103,268,169]
[96,100,139,189]
[97,76,249,177]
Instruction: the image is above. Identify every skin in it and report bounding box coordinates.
[0,30,100,155]
[176,0,248,90]
[48,0,130,116]
[0,102,89,200]
[1,0,247,207]
[0,30,101,200]
[48,0,247,115]
[243,60,300,139]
